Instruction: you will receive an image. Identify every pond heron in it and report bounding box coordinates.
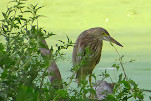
[72,27,123,86]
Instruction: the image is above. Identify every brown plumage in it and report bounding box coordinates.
[72,27,123,84]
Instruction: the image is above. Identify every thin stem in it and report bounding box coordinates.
[111,43,144,101]
[141,89,151,92]
[40,60,52,89]
[53,94,60,101]
[111,43,128,81]
[119,58,128,81]
[40,67,48,88]
[15,53,33,73]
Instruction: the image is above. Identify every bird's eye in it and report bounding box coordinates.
[102,32,107,36]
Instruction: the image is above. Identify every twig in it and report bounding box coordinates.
[40,64,50,89]
[111,43,144,101]
[110,43,128,81]
[141,89,151,93]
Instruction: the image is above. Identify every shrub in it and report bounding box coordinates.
[0,0,148,101]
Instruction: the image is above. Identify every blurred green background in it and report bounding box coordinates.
[1,0,151,100]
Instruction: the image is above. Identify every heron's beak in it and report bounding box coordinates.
[103,36,123,47]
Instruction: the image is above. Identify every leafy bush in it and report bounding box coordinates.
[0,0,72,100]
[0,0,149,101]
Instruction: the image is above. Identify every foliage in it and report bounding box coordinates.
[0,0,150,101]
[0,0,72,100]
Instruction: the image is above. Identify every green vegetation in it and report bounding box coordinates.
[0,0,150,101]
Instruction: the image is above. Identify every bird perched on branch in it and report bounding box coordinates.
[72,27,123,86]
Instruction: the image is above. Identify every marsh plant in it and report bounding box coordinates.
[0,0,149,101]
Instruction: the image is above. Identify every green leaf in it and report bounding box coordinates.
[15,17,21,24]
[129,79,137,87]
[56,89,68,98]
[36,6,44,10]
[16,86,38,101]
[122,81,130,89]
[149,96,151,100]
[106,94,118,101]
[112,63,120,70]
[119,73,122,82]
[2,12,6,19]
[24,10,32,13]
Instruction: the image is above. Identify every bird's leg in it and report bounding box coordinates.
[80,69,87,98]
[89,75,94,98]
[89,75,92,88]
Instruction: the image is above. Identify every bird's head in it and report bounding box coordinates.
[98,27,123,47]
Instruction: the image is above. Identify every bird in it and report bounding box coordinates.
[72,27,123,86]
